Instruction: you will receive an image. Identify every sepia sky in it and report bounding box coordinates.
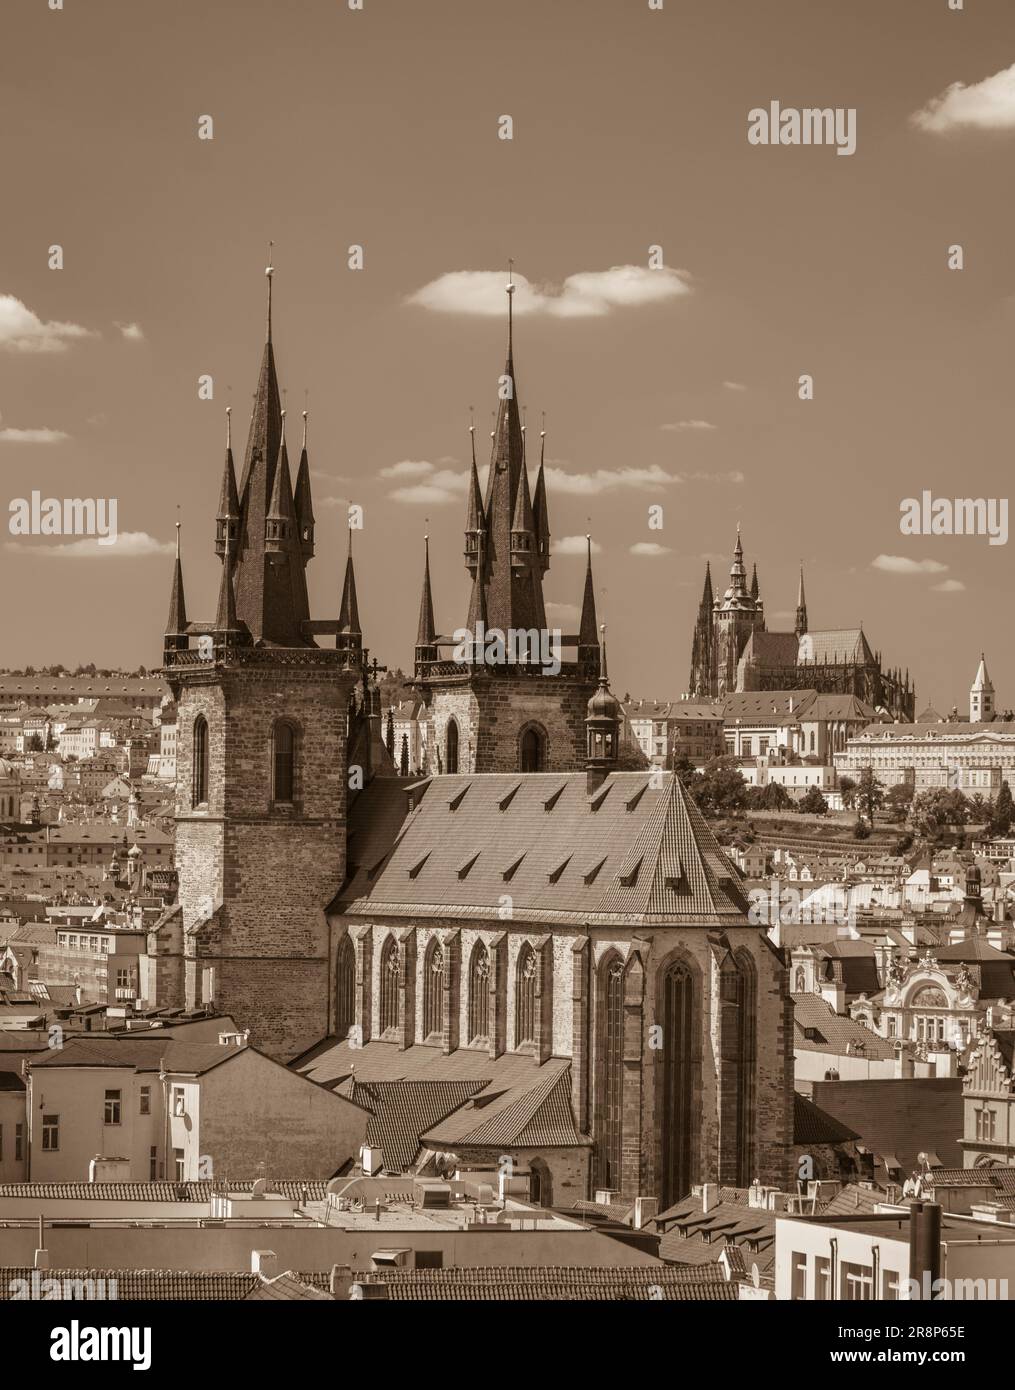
[2,0,1014,711]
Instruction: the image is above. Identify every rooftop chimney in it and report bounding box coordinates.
[251,1249,278,1280]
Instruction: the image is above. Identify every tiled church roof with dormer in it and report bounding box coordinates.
[332,771,751,927]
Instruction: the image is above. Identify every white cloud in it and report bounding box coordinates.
[932,578,966,592]
[545,601,580,625]
[661,420,716,432]
[552,535,602,556]
[722,380,747,392]
[7,532,173,558]
[546,464,680,495]
[871,555,949,575]
[678,470,745,484]
[379,460,438,480]
[0,294,95,354]
[407,266,692,319]
[0,415,68,444]
[114,321,144,342]
[912,61,1015,134]
[630,541,673,557]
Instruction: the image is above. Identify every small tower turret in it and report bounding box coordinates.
[586,624,621,794]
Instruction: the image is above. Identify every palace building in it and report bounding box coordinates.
[687,535,915,720]
[153,264,794,1204]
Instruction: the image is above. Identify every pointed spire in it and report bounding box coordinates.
[578,533,599,670]
[464,414,485,573]
[265,409,296,553]
[510,449,535,568]
[215,407,241,559]
[265,242,274,343]
[337,528,362,651]
[215,529,244,638]
[599,622,609,684]
[293,408,316,560]
[750,562,759,602]
[532,420,551,575]
[415,534,438,671]
[795,561,808,637]
[702,560,714,609]
[585,622,621,791]
[164,521,188,640]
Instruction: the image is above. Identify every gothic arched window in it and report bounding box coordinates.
[335,935,355,1038]
[660,957,698,1206]
[192,716,209,807]
[735,952,758,1187]
[379,936,400,1035]
[446,720,459,775]
[519,726,545,773]
[272,721,296,803]
[468,940,490,1044]
[596,953,625,1190]
[515,943,537,1047]
[423,939,445,1041]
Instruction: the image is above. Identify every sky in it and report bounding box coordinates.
[2,0,1014,711]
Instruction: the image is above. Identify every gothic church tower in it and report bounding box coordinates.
[413,275,599,773]
[155,264,365,1060]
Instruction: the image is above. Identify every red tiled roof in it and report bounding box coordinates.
[422,1062,587,1150]
[352,1080,487,1172]
[0,1267,328,1300]
[794,1093,860,1146]
[792,993,896,1059]
[351,1264,733,1301]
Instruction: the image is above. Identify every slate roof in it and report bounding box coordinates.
[334,771,751,927]
[295,1040,588,1159]
[818,1183,885,1217]
[791,993,896,1059]
[351,1264,733,1301]
[649,1194,777,1272]
[29,1037,243,1074]
[794,1093,861,1146]
[722,688,817,723]
[801,629,876,666]
[933,937,1015,999]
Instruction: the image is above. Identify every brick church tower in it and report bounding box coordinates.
[413,275,600,773]
[154,264,366,1060]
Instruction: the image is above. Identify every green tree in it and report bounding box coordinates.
[799,785,828,816]
[839,775,857,810]
[992,780,1014,837]
[885,783,914,824]
[856,768,886,827]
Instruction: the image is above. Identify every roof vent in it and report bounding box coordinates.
[448,786,470,812]
[548,856,572,885]
[618,857,643,888]
[407,852,430,880]
[625,784,649,813]
[498,783,522,811]
[457,852,480,880]
[583,857,607,885]
[502,853,526,882]
[543,784,567,813]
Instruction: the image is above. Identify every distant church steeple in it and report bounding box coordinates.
[970,653,994,723]
[795,563,808,638]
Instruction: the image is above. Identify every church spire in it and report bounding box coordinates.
[750,562,759,602]
[795,562,808,637]
[415,533,438,669]
[472,266,546,633]
[229,259,311,647]
[532,421,551,575]
[215,407,240,559]
[164,521,188,649]
[265,409,296,553]
[293,408,316,560]
[510,435,535,569]
[578,533,599,669]
[214,529,246,643]
[337,528,362,655]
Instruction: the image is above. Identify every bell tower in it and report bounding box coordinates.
[157,262,365,1060]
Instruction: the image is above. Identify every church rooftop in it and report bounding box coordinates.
[334,771,751,926]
